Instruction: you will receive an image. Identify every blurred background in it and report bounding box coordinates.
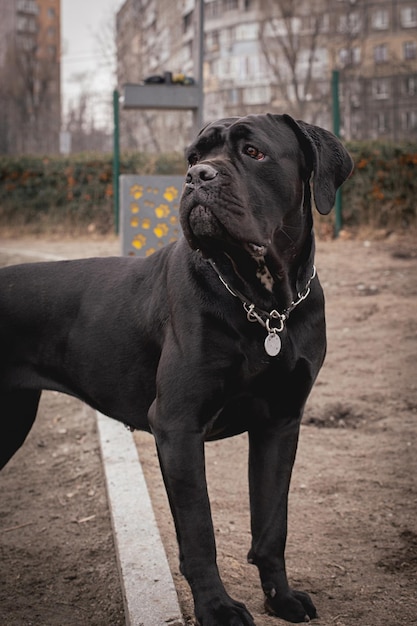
[0,0,416,155]
[0,0,416,237]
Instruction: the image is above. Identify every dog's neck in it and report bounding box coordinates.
[205,193,316,313]
[203,243,315,322]
[205,252,316,357]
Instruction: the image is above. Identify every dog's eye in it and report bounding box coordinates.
[244,145,265,161]
[188,153,199,167]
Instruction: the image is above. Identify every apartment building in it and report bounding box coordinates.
[116,0,417,150]
[332,1,417,139]
[0,0,61,154]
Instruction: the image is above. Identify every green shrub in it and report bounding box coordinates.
[0,144,415,236]
[342,141,417,230]
[0,152,186,235]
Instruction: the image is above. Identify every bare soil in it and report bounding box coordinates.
[0,233,416,626]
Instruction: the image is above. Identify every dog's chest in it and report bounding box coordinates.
[238,332,279,380]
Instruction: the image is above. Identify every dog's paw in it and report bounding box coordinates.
[195,596,255,626]
[264,588,317,623]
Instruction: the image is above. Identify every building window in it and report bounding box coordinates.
[372,9,389,30]
[183,11,192,32]
[228,88,239,104]
[300,13,329,34]
[242,85,271,105]
[220,27,233,47]
[403,76,417,95]
[16,0,38,14]
[338,12,361,35]
[374,43,388,63]
[350,112,362,138]
[16,15,37,32]
[339,46,361,66]
[17,34,36,51]
[224,0,238,11]
[402,111,417,130]
[372,78,390,99]
[206,1,222,19]
[206,31,220,51]
[48,7,56,19]
[403,41,417,60]
[375,112,390,133]
[235,22,258,41]
[319,14,330,33]
[401,7,417,27]
[341,79,362,107]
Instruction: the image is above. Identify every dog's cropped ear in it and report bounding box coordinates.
[283,114,354,215]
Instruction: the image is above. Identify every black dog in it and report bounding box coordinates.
[0,114,353,625]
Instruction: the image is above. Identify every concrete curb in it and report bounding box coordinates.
[96,413,184,626]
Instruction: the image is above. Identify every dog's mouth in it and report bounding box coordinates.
[188,205,225,241]
[187,205,268,258]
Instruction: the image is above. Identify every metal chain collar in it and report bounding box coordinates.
[207,258,317,356]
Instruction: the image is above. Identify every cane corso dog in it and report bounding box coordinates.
[0,114,353,625]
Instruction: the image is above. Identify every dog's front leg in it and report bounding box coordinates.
[247,421,317,624]
[151,420,254,626]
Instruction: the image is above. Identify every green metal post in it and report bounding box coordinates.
[113,89,120,235]
[332,70,342,237]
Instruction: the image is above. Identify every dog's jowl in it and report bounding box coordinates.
[0,114,353,625]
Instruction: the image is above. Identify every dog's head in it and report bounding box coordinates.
[180,114,353,261]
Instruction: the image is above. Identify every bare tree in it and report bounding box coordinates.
[63,72,112,153]
[94,8,118,90]
[60,9,118,154]
[258,0,330,123]
[0,27,60,154]
[333,1,369,140]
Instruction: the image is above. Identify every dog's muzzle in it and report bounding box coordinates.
[182,163,224,244]
[185,163,218,189]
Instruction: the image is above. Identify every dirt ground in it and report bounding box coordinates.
[0,233,416,626]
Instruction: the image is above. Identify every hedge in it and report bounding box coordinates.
[341,141,417,231]
[0,142,416,236]
[0,152,185,235]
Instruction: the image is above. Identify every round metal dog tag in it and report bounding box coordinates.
[264,332,281,357]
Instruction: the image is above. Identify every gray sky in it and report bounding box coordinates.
[61,0,124,128]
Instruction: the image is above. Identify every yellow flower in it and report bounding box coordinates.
[130,203,140,214]
[130,218,139,227]
[142,218,151,229]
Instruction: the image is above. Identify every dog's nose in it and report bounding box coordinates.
[186,164,218,187]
